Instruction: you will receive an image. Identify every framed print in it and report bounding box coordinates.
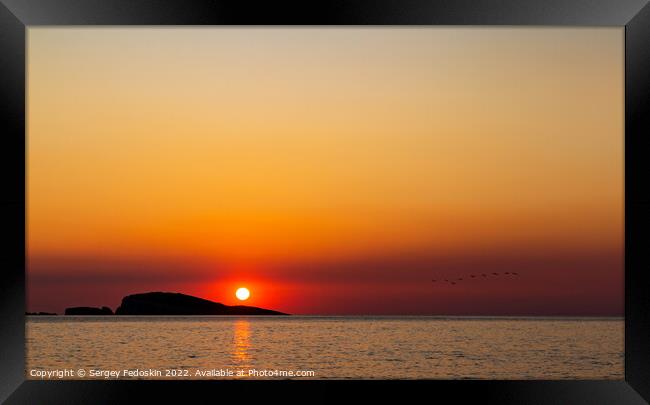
[1,0,649,403]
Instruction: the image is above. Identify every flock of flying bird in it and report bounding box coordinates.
[431,272,520,285]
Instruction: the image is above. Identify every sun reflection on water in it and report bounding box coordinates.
[232,319,251,367]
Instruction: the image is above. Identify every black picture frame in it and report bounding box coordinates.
[1,0,649,403]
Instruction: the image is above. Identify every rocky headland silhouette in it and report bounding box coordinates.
[42,292,288,316]
[115,292,287,315]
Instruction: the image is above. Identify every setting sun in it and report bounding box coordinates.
[235,287,250,301]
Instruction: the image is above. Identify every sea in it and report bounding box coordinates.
[26,316,623,380]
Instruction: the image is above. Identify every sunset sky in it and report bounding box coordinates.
[27,28,623,315]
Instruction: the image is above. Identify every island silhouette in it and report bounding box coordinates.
[45,292,288,316]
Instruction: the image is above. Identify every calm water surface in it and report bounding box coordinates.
[26,316,623,379]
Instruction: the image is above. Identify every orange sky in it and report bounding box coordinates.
[27,28,623,315]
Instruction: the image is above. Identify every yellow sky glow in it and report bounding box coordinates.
[28,28,623,267]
